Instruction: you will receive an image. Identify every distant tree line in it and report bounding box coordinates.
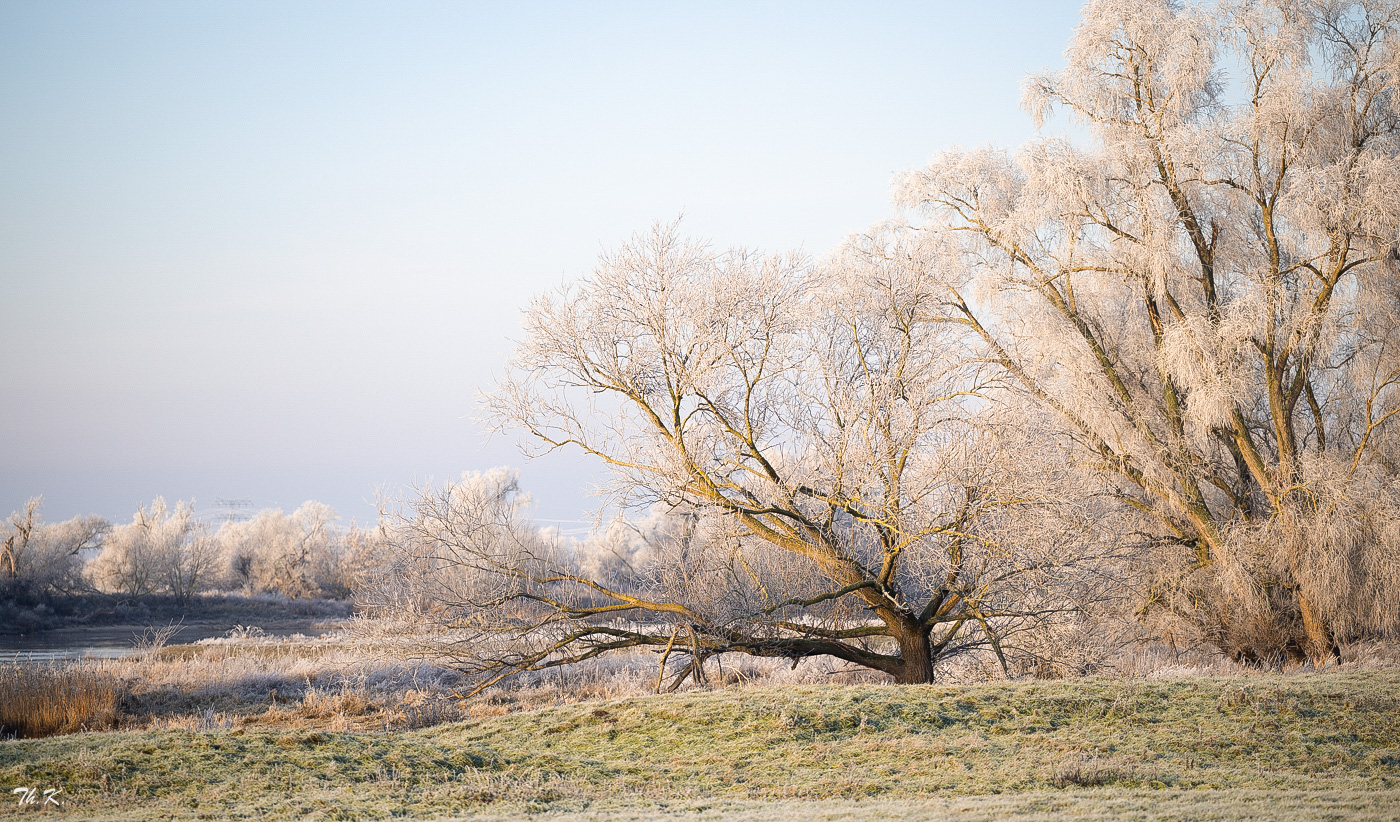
[0,497,392,605]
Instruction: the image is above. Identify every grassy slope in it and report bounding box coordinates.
[3,671,1400,820]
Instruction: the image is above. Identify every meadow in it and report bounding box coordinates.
[2,628,1399,820]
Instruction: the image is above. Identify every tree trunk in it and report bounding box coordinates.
[1297,590,1337,667]
[892,622,935,684]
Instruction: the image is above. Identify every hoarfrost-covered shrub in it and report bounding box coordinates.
[215,502,340,598]
[88,499,213,601]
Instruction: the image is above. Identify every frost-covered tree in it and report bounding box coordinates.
[566,512,662,585]
[89,498,214,601]
[215,502,340,598]
[895,0,1400,663]
[371,225,1121,689]
[320,522,395,600]
[1,498,106,600]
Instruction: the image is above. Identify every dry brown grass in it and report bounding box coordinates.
[14,621,1400,740]
[97,627,888,733]
[0,663,120,738]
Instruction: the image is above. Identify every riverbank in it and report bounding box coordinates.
[4,670,1399,820]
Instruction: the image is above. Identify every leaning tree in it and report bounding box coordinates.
[895,0,1400,663]
[371,223,1120,690]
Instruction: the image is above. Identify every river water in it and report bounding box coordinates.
[0,620,332,663]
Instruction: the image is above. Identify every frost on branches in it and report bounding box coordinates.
[372,226,1123,689]
[896,0,1400,664]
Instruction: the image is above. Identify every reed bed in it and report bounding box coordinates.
[0,663,120,738]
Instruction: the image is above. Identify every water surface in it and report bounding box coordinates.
[0,620,332,663]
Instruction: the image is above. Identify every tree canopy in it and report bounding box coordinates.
[897,0,1400,663]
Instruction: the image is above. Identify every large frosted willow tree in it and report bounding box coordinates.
[896,0,1400,663]
[381,224,1112,688]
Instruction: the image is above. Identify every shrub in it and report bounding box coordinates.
[215,503,341,598]
[87,498,214,601]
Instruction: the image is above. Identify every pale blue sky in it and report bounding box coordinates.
[1,0,1083,526]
